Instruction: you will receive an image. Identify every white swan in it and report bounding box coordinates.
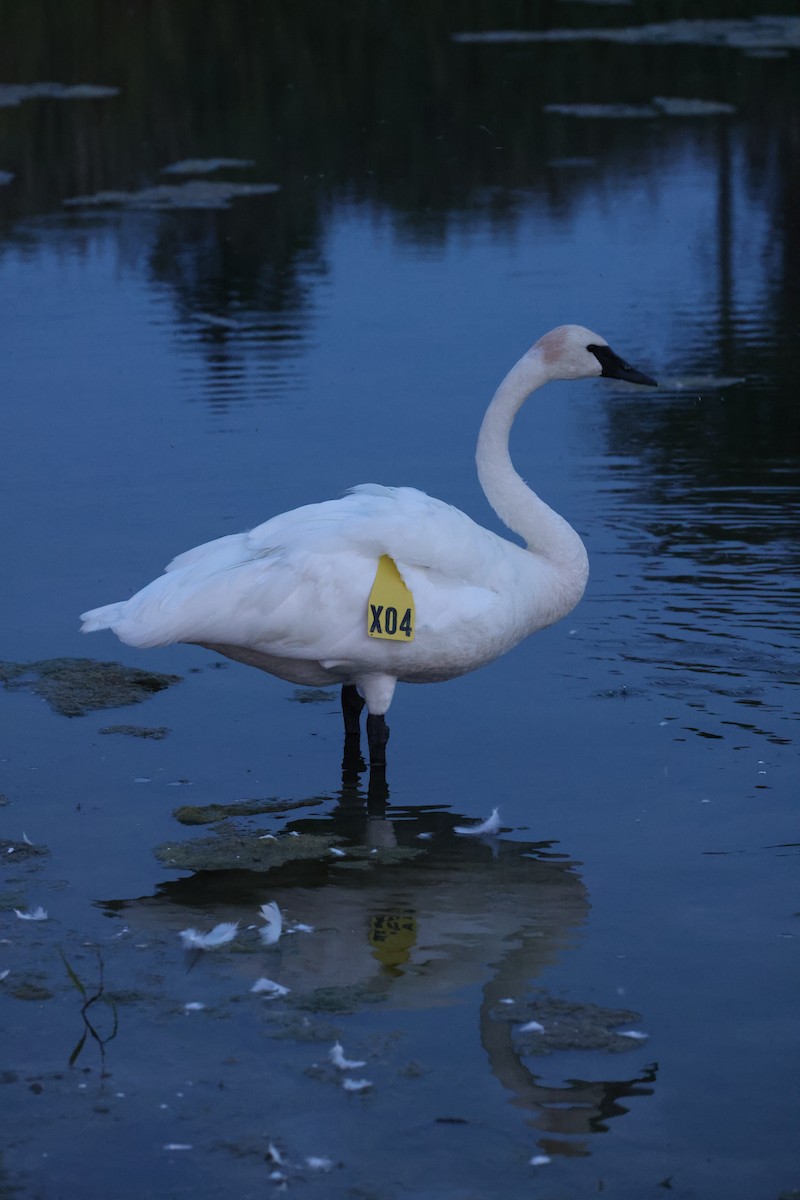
[81,324,655,764]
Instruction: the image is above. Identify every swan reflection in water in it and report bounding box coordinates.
[104,769,656,1157]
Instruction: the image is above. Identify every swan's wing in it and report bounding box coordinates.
[245,484,516,591]
[164,532,249,575]
[242,484,527,647]
[82,486,524,655]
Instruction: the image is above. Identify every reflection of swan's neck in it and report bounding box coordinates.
[476,352,588,576]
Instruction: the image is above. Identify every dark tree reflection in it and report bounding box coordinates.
[0,2,796,463]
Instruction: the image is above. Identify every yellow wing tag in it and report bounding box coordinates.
[367,555,415,641]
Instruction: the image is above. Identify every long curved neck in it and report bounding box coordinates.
[476,351,588,574]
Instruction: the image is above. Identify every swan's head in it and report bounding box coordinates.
[532,324,657,386]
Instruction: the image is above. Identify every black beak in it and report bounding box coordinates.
[588,343,657,387]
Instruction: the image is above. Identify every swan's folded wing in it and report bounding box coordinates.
[84,485,527,656]
[245,485,521,593]
[164,532,250,575]
[87,540,359,654]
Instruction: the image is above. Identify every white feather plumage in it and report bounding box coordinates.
[178,922,238,950]
[250,977,290,998]
[14,906,48,922]
[329,1041,366,1071]
[454,807,502,837]
[258,901,282,946]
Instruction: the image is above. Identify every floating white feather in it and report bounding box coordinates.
[258,901,283,945]
[329,1041,366,1071]
[305,1157,334,1172]
[251,977,290,998]
[454,807,501,837]
[14,906,48,921]
[178,922,238,949]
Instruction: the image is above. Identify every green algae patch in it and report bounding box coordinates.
[100,724,170,740]
[492,993,645,1056]
[544,97,736,119]
[10,978,54,1002]
[0,82,119,106]
[155,827,342,873]
[290,688,337,704]
[452,17,800,53]
[155,817,423,872]
[330,844,423,867]
[0,840,48,864]
[0,658,181,717]
[162,158,255,175]
[173,797,323,826]
[288,984,386,1015]
[64,179,280,211]
[267,1012,344,1044]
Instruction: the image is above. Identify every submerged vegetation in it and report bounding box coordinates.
[0,658,180,716]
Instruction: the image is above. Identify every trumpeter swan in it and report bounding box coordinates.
[81,324,655,765]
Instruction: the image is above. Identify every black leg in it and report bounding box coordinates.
[341,731,366,783]
[365,762,389,815]
[366,713,390,768]
[341,684,365,736]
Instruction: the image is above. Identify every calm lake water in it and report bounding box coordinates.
[1,5,798,1198]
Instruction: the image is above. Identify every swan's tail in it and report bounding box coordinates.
[80,602,126,633]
